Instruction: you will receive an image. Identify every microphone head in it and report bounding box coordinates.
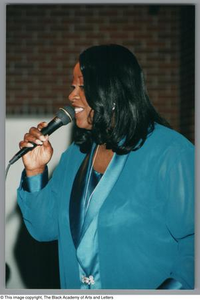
[56,106,75,125]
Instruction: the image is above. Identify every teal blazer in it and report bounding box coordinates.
[17,124,194,289]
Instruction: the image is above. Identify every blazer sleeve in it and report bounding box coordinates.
[17,148,70,242]
[164,145,195,289]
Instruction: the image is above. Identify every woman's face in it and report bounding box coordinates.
[68,62,93,130]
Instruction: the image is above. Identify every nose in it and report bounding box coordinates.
[68,88,80,103]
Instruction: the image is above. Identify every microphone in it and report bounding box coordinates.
[9,106,75,165]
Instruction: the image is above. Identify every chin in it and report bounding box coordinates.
[76,121,92,130]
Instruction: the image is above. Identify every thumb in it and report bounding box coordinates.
[42,135,51,147]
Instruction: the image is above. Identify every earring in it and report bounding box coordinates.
[112,103,116,111]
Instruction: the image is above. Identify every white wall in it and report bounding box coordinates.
[5,117,73,289]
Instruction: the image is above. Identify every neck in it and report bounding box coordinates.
[93,144,114,174]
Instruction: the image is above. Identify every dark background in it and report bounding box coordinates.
[6,4,195,289]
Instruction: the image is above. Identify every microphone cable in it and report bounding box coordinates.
[5,162,11,180]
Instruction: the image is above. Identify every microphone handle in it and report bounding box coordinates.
[9,117,62,165]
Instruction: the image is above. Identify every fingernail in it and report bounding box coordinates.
[40,135,46,142]
[27,143,34,147]
[35,139,43,145]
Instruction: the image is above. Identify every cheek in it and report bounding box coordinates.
[77,110,93,130]
[76,118,92,130]
[80,92,90,107]
[83,99,90,109]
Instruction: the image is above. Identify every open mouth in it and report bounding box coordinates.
[74,107,84,114]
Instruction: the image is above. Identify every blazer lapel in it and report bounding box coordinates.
[78,151,129,245]
[69,144,96,248]
[69,152,90,248]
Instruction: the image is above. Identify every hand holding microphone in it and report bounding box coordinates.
[9,106,75,177]
[19,122,54,177]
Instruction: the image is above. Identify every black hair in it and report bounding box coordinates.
[74,44,170,154]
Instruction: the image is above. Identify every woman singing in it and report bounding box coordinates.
[17,44,194,289]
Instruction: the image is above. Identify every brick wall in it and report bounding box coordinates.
[6,4,195,143]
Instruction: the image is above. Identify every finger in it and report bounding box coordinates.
[19,141,34,149]
[24,133,44,145]
[42,135,51,146]
[28,127,47,142]
[37,122,48,131]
